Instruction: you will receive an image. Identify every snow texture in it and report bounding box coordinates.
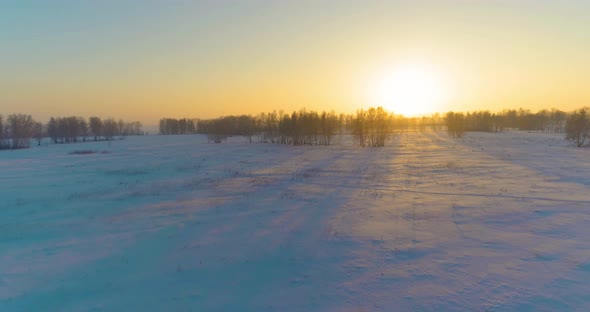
[1,131,590,311]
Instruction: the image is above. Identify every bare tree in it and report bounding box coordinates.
[128,121,143,135]
[65,116,80,143]
[117,119,126,137]
[445,112,465,138]
[89,116,103,141]
[352,107,393,147]
[0,114,7,149]
[78,117,88,142]
[47,117,58,143]
[565,108,590,147]
[102,118,118,140]
[353,109,367,146]
[7,114,34,149]
[32,121,44,146]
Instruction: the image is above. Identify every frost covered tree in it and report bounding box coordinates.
[47,116,84,143]
[32,121,44,146]
[78,117,88,142]
[47,117,58,143]
[102,118,118,141]
[7,114,34,149]
[89,116,104,141]
[0,114,8,149]
[65,116,80,143]
[565,108,590,147]
[117,119,126,137]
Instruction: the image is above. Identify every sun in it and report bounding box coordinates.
[370,63,447,116]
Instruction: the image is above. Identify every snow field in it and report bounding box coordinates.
[1,131,590,311]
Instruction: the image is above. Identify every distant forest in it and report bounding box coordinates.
[2,107,589,151]
[160,107,587,147]
[0,114,143,150]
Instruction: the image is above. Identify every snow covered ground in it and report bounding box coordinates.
[1,131,590,311]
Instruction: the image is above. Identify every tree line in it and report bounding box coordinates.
[47,116,142,144]
[0,113,143,150]
[159,118,198,135]
[200,110,341,145]
[161,111,343,145]
[163,108,398,147]
[160,107,583,147]
[4,107,584,151]
[427,109,568,136]
[461,109,567,133]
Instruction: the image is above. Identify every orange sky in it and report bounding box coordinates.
[2,1,590,124]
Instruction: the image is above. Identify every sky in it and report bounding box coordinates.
[1,0,590,124]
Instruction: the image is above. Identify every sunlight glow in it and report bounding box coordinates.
[371,63,447,116]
